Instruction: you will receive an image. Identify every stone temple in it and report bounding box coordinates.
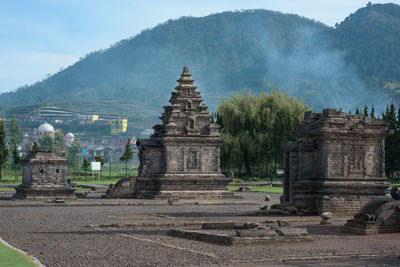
[134,67,234,199]
[283,109,391,215]
[14,151,75,199]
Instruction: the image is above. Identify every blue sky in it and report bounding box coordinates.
[1,0,399,93]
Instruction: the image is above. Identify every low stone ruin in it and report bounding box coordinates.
[342,188,400,235]
[14,151,75,199]
[167,221,311,245]
[283,109,391,215]
[105,178,136,198]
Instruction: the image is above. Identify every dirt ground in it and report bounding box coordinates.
[0,192,399,267]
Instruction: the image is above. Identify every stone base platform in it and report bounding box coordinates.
[291,194,391,215]
[167,221,311,246]
[134,174,237,199]
[134,190,240,199]
[13,185,76,200]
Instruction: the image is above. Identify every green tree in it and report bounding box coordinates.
[355,106,360,115]
[363,104,369,116]
[382,102,399,177]
[9,116,21,144]
[32,141,40,153]
[12,140,21,182]
[218,91,307,177]
[370,104,375,118]
[67,141,83,169]
[53,130,65,152]
[120,139,133,177]
[0,121,9,181]
[38,132,54,151]
[81,158,90,177]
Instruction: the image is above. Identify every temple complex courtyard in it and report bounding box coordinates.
[0,192,399,267]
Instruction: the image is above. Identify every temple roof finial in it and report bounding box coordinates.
[183,66,190,75]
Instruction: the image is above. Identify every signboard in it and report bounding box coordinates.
[91,162,101,171]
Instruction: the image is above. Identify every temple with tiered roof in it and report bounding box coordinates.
[134,67,234,199]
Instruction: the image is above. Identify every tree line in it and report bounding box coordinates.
[215,91,308,178]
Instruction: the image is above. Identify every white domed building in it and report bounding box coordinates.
[65,132,75,146]
[37,122,55,137]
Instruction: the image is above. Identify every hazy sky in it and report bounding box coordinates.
[1,0,399,93]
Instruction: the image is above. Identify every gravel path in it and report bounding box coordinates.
[0,193,399,266]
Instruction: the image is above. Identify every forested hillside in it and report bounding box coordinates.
[335,3,400,92]
[0,3,398,117]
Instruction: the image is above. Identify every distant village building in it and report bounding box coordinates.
[110,119,128,134]
[65,132,75,146]
[78,114,99,124]
[36,122,55,138]
[86,144,118,163]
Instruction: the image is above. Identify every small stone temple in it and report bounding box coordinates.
[14,151,75,199]
[134,66,234,199]
[283,109,391,215]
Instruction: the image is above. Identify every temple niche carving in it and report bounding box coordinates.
[134,67,234,199]
[283,109,391,215]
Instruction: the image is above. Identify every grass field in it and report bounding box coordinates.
[228,185,283,194]
[0,240,38,267]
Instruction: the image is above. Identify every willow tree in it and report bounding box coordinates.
[217,90,307,177]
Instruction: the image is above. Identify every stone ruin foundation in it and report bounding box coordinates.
[14,151,75,199]
[134,67,234,199]
[167,221,311,246]
[342,187,400,234]
[283,109,391,215]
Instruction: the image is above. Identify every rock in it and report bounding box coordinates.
[242,222,259,229]
[390,187,400,200]
[74,191,88,198]
[264,195,271,201]
[278,220,290,227]
[236,229,278,238]
[105,178,135,198]
[268,209,282,214]
[259,204,268,210]
[320,212,333,225]
[275,227,308,237]
[239,186,252,192]
[202,222,235,229]
[285,207,298,213]
[271,204,285,209]
[321,212,332,219]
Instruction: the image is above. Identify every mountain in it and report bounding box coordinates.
[334,3,400,94]
[1,3,399,119]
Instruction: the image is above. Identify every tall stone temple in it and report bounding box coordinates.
[134,67,234,199]
[283,109,391,215]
